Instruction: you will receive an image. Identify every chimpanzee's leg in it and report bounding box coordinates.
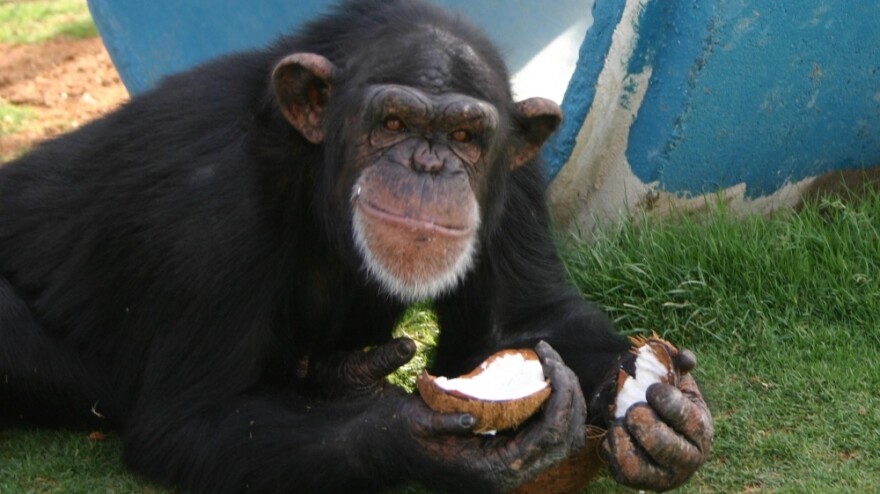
[0,276,108,429]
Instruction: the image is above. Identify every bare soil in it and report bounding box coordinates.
[0,36,128,159]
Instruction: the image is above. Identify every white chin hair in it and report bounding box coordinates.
[352,212,479,303]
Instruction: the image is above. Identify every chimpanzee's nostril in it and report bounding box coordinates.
[413,144,445,174]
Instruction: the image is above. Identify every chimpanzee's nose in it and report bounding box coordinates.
[413,143,447,174]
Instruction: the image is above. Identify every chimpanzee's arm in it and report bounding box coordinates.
[122,342,587,494]
[123,392,410,493]
[434,161,713,491]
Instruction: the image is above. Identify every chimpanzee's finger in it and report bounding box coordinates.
[646,378,714,452]
[603,420,676,489]
[348,337,417,385]
[534,340,563,374]
[678,373,708,404]
[428,411,477,435]
[676,349,697,374]
[527,341,587,451]
[406,405,476,437]
[624,404,703,470]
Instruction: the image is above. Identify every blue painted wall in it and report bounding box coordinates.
[87,0,591,96]
[543,0,625,175]
[89,0,880,199]
[551,0,880,197]
[633,1,880,197]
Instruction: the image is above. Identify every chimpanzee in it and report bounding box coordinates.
[0,0,712,492]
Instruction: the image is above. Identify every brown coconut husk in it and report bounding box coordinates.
[511,426,607,494]
[417,349,551,434]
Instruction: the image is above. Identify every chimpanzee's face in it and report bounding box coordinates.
[272,30,561,302]
[348,84,501,301]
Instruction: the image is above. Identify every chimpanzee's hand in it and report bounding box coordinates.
[603,370,713,492]
[307,337,417,399]
[384,341,587,493]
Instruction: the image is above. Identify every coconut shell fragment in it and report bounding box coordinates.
[417,349,551,434]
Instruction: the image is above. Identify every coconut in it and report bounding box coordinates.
[510,430,604,494]
[613,334,682,419]
[417,349,551,434]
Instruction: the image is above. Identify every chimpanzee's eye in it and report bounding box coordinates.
[384,117,404,132]
[449,130,472,143]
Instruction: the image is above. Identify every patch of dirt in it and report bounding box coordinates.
[0,36,128,160]
[795,166,880,210]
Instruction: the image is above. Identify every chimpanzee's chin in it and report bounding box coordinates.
[351,206,478,302]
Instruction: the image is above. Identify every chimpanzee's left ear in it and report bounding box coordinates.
[272,53,339,144]
[510,97,563,169]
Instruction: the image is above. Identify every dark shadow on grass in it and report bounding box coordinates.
[796,165,880,211]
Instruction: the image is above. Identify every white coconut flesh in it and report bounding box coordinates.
[614,344,669,419]
[433,353,548,401]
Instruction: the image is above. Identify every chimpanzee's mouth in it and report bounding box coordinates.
[354,197,474,239]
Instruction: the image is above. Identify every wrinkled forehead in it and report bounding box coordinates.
[358,25,508,102]
[405,27,482,91]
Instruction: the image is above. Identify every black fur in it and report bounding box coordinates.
[0,1,629,492]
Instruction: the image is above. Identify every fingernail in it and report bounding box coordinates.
[460,414,476,428]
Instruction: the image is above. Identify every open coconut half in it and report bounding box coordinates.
[417,349,551,434]
[613,334,684,419]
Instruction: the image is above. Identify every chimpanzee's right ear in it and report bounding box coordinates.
[272,53,339,144]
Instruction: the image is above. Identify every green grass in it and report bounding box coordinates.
[0,429,164,493]
[2,189,879,493]
[390,304,440,392]
[0,100,35,137]
[1,101,37,162]
[0,0,97,45]
[564,194,880,345]
[566,189,880,493]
